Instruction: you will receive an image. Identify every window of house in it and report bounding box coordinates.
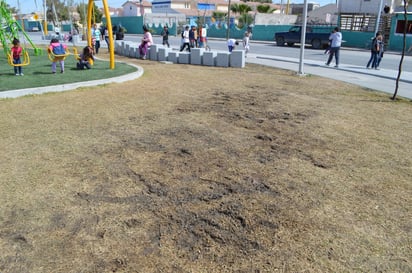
[396,20,412,34]
[184,2,190,8]
[340,14,376,31]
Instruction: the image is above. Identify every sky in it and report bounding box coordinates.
[6,0,337,14]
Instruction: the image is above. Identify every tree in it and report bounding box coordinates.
[46,0,69,25]
[230,3,252,28]
[230,3,252,15]
[0,1,18,14]
[212,11,226,26]
[237,13,253,28]
[257,4,276,13]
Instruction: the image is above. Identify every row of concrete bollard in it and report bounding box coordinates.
[115,41,245,68]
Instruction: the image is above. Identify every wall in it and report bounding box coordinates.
[102,16,177,36]
[388,13,412,51]
[339,0,382,14]
[340,30,376,48]
[103,16,144,34]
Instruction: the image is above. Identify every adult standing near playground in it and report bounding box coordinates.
[102,25,111,51]
[93,24,101,54]
[325,27,342,68]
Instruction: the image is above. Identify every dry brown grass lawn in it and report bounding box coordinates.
[0,55,411,273]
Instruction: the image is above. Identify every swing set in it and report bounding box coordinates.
[1,0,115,69]
[0,1,42,67]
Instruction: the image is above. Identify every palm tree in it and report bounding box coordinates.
[212,11,226,26]
[231,3,252,15]
[257,4,276,13]
[238,13,253,28]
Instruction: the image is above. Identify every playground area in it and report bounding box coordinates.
[0,49,136,92]
[0,0,125,93]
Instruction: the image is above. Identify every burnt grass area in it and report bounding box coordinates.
[0,61,411,272]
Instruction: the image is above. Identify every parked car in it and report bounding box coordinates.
[274,26,331,49]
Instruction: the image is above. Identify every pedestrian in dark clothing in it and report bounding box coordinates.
[161,26,170,48]
[366,32,382,69]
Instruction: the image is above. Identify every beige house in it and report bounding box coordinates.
[122,1,152,16]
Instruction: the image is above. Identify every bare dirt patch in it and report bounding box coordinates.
[0,55,411,272]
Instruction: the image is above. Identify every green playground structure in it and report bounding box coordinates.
[0,0,42,64]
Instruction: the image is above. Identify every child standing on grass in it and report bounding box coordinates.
[11,38,23,76]
[48,38,67,74]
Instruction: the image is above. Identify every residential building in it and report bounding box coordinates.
[122,0,152,16]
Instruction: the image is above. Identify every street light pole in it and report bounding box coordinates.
[375,0,384,35]
[298,0,308,75]
[226,0,231,39]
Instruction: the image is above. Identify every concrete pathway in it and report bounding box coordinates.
[245,53,412,100]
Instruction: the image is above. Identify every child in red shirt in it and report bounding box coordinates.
[11,38,23,76]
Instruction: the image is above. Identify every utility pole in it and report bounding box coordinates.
[226,0,231,39]
[298,0,308,75]
[375,0,384,35]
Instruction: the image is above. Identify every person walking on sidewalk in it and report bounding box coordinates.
[325,27,342,68]
[161,26,170,48]
[366,32,382,69]
[243,31,251,57]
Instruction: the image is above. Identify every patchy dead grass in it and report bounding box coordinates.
[0,55,411,273]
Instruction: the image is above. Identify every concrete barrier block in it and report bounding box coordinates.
[230,50,245,68]
[149,44,160,61]
[125,43,130,56]
[136,46,142,58]
[130,47,138,58]
[190,48,204,65]
[203,51,216,66]
[168,52,178,63]
[178,52,190,64]
[216,52,230,67]
[158,47,170,61]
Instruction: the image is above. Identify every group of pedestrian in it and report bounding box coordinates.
[227,30,252,55]
[366,32,384,70]
[324,27,385,70]
[91,24,113,54]
[179,25,209,52]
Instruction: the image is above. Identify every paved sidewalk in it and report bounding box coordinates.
[245,53,412,100]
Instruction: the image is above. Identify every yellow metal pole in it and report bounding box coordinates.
[43,0,48,35]
[87,0,93,47]
[88,0,115,69]
[286,0,290,15]
[102,0,115,69]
